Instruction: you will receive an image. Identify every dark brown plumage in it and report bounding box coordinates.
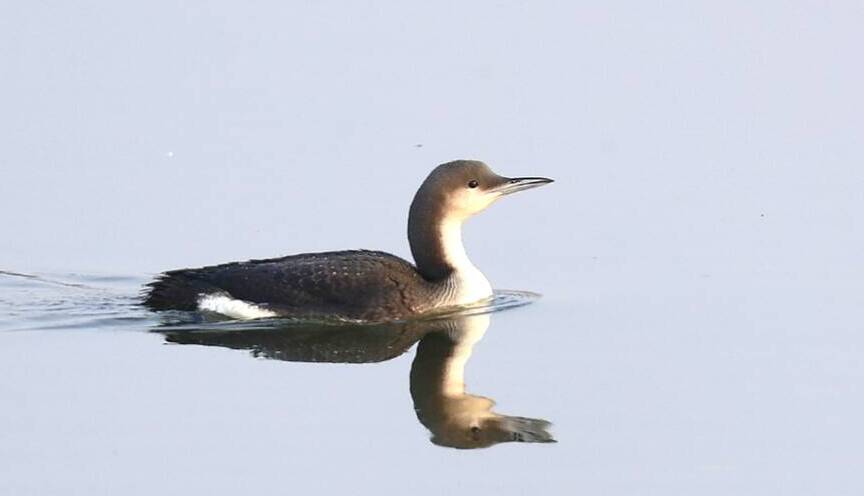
[143,250,438,321]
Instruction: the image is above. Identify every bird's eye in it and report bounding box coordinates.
[467,180,479,189]
[470,426,481,433]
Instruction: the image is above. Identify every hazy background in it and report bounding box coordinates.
[2,1,863,495]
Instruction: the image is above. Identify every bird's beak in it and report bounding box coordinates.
[492,176,554,196]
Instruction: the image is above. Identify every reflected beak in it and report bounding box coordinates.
[492,176,554,196]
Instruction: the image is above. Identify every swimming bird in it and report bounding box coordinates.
[142,160,552,321]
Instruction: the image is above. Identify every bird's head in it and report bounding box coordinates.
[414,160,554,221]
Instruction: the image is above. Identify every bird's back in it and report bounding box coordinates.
[143,250,437,321]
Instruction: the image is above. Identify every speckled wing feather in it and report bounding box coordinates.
[143,250,434,321]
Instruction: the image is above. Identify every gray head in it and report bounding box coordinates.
[407,160,553,280]
[411,160,554,222]
[429,411,557,449]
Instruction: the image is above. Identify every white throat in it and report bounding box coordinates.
[439,218,493,305]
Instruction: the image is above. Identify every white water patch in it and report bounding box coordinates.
[196,294,277,320]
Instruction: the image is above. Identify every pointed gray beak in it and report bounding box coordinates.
[492,176,554,196]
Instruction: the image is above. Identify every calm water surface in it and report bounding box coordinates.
[3,2,864,494]
[2,265,862,495]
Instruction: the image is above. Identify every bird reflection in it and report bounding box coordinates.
[409,314,554,448]
[156,312,554,449]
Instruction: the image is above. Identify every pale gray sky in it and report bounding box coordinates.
[2,1,861,283]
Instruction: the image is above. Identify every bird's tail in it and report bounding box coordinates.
[141,271,221,311]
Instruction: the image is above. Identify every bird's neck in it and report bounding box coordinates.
[408,193,493,304]
[435,217,474,274]
[407,206,477,276]
[408,194,461,279]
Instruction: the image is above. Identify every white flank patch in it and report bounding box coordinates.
[197,294,277,320]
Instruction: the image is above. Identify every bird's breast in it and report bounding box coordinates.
[437,266,493,307]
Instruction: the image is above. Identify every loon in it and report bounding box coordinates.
[142,160,552,321]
